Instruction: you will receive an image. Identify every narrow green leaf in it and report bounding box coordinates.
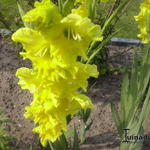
[86,28,120,64]
[51,139,62,150]
[59,133,68,150]
[127,46,150,125]
[128,127,144,150]
[125,55,140,124]
[29,145,33,150]
[17,1,31,27]
[83,109,91,123]
[72,128,80,150]
[85,121,93,132]
[102,0,132,34]
[78,109,91,124]
[111,103,122,136]
[78,109,84,121]
[48,141,55,150]
[62,0,75,16]
[138,85,150,128]
[64,130,74,139]
[130,54,139,101]
[120,73,129,124]
[66,114,72,125]
[80,120,93,144]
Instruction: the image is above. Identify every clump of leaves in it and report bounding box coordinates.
[111,45,150,150]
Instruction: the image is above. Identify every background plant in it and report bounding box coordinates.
[0,0,34,30]
[111,45,150,150]
[85,0,136,74]
[0,0,141,73]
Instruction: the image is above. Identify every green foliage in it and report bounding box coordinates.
[0,0,33,30]
[95,0,142,39]
[115,0,143,39]
[111,45,150,150]
[0,110,16,150]
[0,0,19,29]
[0,0,17,28]
[72,128,79,150]
[78,109,93,144]
[61,0,75,16]
[86,0,133,73]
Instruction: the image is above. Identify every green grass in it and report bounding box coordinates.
[0,0,18,29]
[115,0,142,39]
[95,0,142,39]
[0,0,31,30]
[0,0,143,38]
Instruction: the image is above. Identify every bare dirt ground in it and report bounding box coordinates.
[0,39,150,150]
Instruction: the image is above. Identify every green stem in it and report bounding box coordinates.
[101,0,132,34]
[86,29,120,64]
[87,0,132,61]
[48,141,55,150]
[58,0,63,13]
[91,0,96,21]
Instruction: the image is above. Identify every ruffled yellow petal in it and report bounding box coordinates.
[12,28,46,55]
[16,67,39,93]
[23,0,62,30]
[61,13,103,42]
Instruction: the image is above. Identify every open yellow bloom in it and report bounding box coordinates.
[48,13,103,64]
[23,0,62,30]
[61,14,102,42]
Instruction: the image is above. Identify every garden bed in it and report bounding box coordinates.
[0,39,150,150]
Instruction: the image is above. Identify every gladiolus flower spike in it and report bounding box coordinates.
[12,0,102,146]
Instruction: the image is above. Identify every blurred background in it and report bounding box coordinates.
[0,0,142,39]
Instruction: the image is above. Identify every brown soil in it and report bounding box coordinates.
[0,39,150,150]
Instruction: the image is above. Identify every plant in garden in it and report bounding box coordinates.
[12,0,103,147]
[12,0,136,149]
[111,1,150,149]
[86,0,133,74]
[111,44,150,150]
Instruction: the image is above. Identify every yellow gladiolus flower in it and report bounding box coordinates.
[135,0,150,43]
[12,0,101,146]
